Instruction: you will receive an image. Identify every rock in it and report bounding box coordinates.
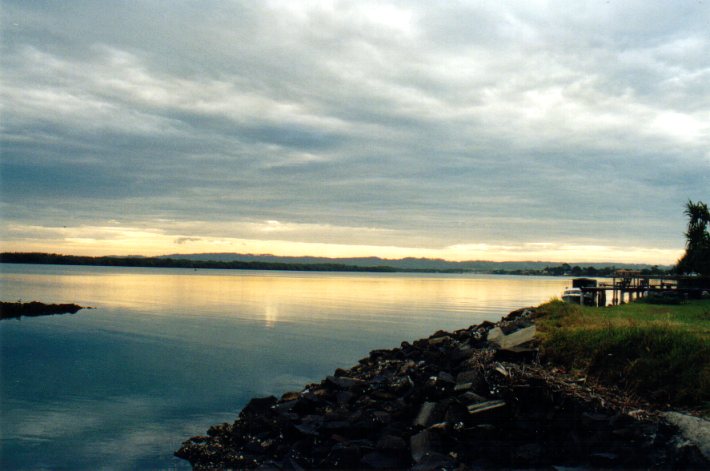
[436,371,455,384]
[410,430,433,463]
[581,411,612,429]
[428,335,451,346]
[444,401,468,424]
[326,375,364,390]
[451,345,473,361]
[459,391,487,404]
[455,370,479,389]
[494,345,538,361]
[240,396,277,419]
[294,420,320,436]
[373,410,391,424]
[411,451,455,471]
[281,391,300,401]
[663,412,710,460]
[322,443,362,468]
[488,325,537,349]
[414,402,438,428]
[320,420,351,433]
[478,320,496,330]
[512,443,543,465]
[274,399,298,413]
[589,452,619,466]
[456,370,477,380]
[336,390,355,405]
[361,450,408,469]
[387,375,414,394]
[376,434,407,450]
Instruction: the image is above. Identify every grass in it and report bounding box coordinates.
[535,298,710,412]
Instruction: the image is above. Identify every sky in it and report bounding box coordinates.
[1,1,708,264]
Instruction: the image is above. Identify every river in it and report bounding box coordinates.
[0,264,571,469]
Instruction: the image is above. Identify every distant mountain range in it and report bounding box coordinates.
[159,253,668,271]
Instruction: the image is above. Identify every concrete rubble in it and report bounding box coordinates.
[176,308,709,469]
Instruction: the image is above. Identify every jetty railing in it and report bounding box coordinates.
[573,272,709,306]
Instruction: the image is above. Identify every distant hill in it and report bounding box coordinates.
[1,252,672,275]
[159,253,668,272]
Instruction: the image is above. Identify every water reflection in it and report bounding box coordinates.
[0,266,570,322]
[264,301,278,327]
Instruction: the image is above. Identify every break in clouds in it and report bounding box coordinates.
[1,1,709,262]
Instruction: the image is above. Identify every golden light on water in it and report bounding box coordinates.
[3,268,571,329]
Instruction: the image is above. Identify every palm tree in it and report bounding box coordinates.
[676,200,710,276]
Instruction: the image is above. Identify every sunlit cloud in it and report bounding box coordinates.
[0,222,683,264]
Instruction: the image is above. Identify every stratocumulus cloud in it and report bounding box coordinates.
[1,1,708,262]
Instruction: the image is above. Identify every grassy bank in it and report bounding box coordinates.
[535,298,710,412]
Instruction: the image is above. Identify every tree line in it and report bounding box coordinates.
[0,252,670,277]
[0,252,401,273]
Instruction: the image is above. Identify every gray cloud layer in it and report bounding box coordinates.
[1,1,708,259]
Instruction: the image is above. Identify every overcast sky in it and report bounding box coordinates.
[1,1,708,263]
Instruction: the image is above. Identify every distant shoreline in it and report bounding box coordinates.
[0,252,459,274]
[0,252,669,277]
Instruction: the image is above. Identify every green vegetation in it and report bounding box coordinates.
[536,299,710,411]
[493,263,668,277]
[676,200,710,276]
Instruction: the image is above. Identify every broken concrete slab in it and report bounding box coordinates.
[486,327,505,344]
[487,325,537,349]
[467,400,506,415]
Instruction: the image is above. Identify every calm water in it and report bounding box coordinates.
[0,264,570,469]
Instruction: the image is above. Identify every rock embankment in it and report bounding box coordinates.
[0,301,85,320]
[176,308,709,469]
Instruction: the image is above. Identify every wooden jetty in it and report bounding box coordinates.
[571,271,709,307]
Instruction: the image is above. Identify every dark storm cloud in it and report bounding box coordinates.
[1,0,708,257]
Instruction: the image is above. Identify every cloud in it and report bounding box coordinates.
[174,237,201,245]
[1,1,708,262]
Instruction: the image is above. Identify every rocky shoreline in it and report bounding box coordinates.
[0,301,86,320]
[176,308,709,469]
